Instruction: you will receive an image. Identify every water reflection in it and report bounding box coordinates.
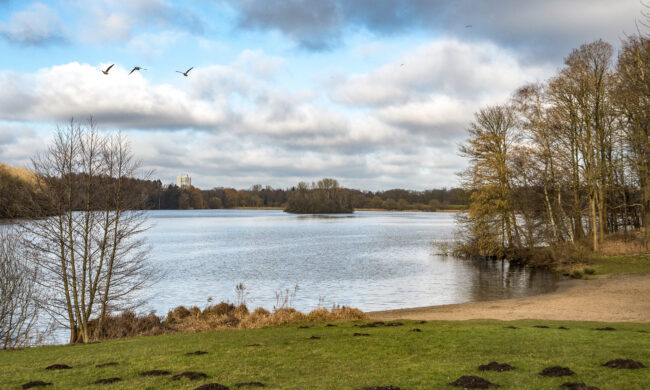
[141,210,557,314]
[462,259,557,302]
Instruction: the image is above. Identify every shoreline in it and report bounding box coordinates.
[230,207,466,212]
[369,274,650,323]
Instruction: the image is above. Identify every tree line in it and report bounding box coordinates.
[1,165,469,218]
[142,181,468,212]
[456,34,649,261]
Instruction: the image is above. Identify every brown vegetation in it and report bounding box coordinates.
[86,303,367,341]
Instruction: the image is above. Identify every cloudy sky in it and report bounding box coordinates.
[0,1,642,190]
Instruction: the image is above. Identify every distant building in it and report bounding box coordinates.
[176,173,191,189]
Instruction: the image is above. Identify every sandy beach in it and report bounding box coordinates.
[370,274,650,323]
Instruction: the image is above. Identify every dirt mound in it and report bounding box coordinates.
[235,382,266,387]
[45,364,71,370]
[411,328,422,332]
[533,325,549,328]
[478,362,515,372]
[298,325,312,329]
[539,366,574,377]
[186,351,208,355]
[309,336,320,340]
[172,372,208,380]
[558,326,570,330]
[21,381,52,389]
[325,324,337,327]
[194,384,230,390]
[638,330,648,333]
[503,326,518,329]
[595,327,616,331]
[560,383,600,390]
[353,333,370,336]
[448,375,499,388]
[93,378,121,384]
[418,320,427,324]
[95,362,118,368]
[358,321,403,328]
[246,343,262,347]
[601,359,646,369]
[139,370,171,376]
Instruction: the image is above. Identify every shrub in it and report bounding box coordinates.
[166,306,191,323]
[203,302,235,317]
[89,311,164,340]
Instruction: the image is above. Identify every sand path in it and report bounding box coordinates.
[370,274,650,323]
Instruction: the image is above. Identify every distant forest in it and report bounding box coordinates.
[135,178,468,212]
[0,164,468,219]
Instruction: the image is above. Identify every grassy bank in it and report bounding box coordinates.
[587,254,650,276]
[560,253,650,279]
[1,320,648,389]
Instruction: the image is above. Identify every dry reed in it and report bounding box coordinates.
[88,302,368,341]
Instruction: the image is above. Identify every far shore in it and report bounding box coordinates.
[370,274,650,323]
[231,207,466,212]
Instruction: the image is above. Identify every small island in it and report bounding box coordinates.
[284,178,354,214]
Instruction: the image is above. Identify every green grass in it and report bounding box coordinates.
[1,320,648,389]
[586,254,650,277]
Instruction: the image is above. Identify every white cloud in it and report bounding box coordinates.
[331,39,552,107]
[0,123,44,168]
[0,62,396,154]
[78,0,206,44]
[0,58,470,189]
[0,3,66,46]
[232,49,287,79]
[0,34,556,189]
[0,62,227,128]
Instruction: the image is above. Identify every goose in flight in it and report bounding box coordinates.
[176,67,193,77]
[129,66,146,75]
[101,64,114,75]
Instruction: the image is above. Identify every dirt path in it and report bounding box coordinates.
[370,274,650,323]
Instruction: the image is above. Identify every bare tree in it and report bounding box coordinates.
[616,34,650,250]
[458,105,521,257]
[0,229,40,349]
[23,119,155,344]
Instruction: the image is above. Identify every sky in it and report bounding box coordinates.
[0,0,643,190]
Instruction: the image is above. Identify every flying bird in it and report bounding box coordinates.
[176,67,193,77]
[129,66,147,75]
[101,64,114,75]
[465,24,472,28]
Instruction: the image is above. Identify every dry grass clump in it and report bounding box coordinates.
[88,302,367,341]
[239,306,368,329]
[306,306,368,322]
[600,230,647,255]
[165,303,249,333]
[305,307,332,322]
[203,302,236,316]
[166,306,191,324]
[88,311,164,340]
[239,308,305,329]
[330,306,368,320]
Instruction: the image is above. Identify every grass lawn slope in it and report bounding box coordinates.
[1,320,648,389]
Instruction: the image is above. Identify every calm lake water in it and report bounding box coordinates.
[142,209,557,315]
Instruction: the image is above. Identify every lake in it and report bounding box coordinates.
[143,209,557,315]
